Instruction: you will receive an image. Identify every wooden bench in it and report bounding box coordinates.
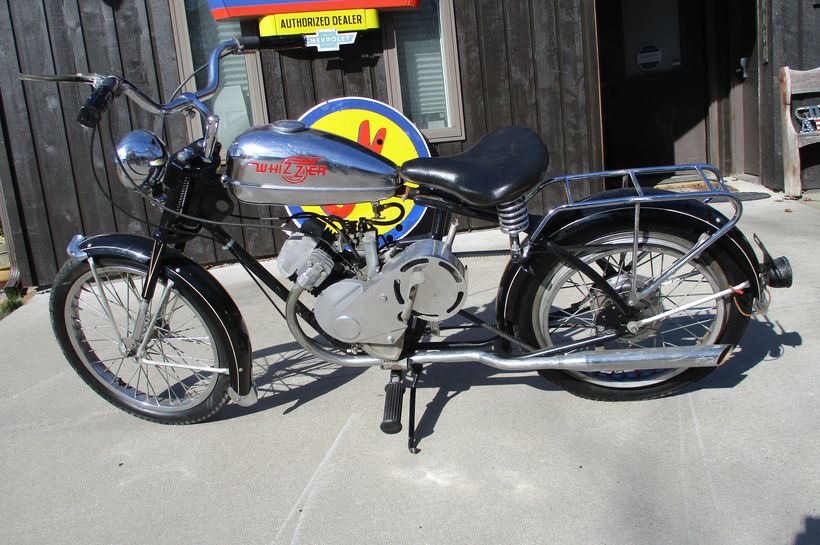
[780,66,820,197]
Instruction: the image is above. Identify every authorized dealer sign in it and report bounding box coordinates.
[258,8,379,51]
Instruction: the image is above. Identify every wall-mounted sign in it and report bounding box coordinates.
[304,28,357,51]
[795,105,820,134]
[287,97,430,246]
[637,44,663,72]
[259,8,379,36]
[209,0,419,21]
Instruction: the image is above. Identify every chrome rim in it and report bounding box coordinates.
[533,233,727,388]
[64,263,223,412]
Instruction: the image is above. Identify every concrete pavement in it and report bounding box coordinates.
[0,180,817,545]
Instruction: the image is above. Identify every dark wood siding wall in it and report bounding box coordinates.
[0,0,285,287]
[765,2,820,190]
[257,0,602,221]
[0,0,602,288]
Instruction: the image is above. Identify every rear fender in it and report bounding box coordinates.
[71,233,254,397]
[497,195,763,326]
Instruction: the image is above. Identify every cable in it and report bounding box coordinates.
[93,118,367,273]
[369,202,406,226]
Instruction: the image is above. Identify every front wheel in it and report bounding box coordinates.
[50,258,231,423]
[514,224,749,401]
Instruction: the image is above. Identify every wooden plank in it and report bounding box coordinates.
[786,67,820,94]
[451,0,487,229]
[757,3,776,190]
[78,1,153,240]
[451,0,485,148]
[0,96,33,286]
[555,0,590,174]
[781,67,802,197]
[43,0,118,248]
[0,0,55,285]
[339,33,376,98]
[8,0,85,282]
[145,0,189,152]
[530,0,565,214]
[503,0,542,216]
[580,0,603,174]
[503,0,537,130]
[370,32,390,103]
[111,0,169,245]
[475,0,512,131]
[312,53,345,103]
[280,49,317,118]
[766,0,799,192]
[261,50,288,120]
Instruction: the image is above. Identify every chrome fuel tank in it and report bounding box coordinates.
[224,120,399,205]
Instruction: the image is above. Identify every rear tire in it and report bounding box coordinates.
[515,223,749,401]
[50,258,231,423]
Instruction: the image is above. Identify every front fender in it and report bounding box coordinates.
[72,233,254,397]
[497,193,763,326]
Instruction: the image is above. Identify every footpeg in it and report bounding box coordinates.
[380,370,405,434]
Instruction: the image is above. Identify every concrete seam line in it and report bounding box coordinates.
[271,412,358,545]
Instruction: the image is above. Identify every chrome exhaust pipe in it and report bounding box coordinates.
[288,284,732,372]
[408,344,732,372]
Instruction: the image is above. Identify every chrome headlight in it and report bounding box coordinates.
[115,129,168,192]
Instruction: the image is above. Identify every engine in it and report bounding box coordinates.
[277,230,468,357]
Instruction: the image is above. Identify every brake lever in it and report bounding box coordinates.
[19,73,103,84]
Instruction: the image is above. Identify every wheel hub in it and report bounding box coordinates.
[593,275,663,343]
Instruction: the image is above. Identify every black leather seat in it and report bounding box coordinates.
[399,126,549,207]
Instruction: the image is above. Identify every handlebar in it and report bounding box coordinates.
[77,76,119,128]
[22,35,305,157]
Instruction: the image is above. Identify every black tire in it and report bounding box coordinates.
[50,258,231,423]
[514,221,749,401]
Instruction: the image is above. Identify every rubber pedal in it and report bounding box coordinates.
[380,380,405,434]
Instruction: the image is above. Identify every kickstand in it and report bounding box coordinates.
[407,364,422,454]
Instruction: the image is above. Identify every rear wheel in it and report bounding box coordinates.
[50,258,231,423]
[515,225,748,400]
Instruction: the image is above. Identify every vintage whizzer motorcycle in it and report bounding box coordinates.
[25,37,791,452]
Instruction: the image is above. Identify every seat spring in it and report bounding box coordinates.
[497,198,529,235]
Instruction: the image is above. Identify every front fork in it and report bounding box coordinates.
[122,240,172,357]
[118,156,194,355]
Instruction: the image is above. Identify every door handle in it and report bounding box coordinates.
[738,57,749,80]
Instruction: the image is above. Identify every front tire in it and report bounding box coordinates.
[515,223,749,401]
[50,258,231,423]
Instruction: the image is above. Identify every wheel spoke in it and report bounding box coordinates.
[62,264,223,416]
[534,233,729,390]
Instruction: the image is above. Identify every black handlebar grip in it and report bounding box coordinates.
[77,76,119,128]
[237,35,305,51]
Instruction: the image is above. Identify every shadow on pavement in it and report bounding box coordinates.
[794,516,820,545]
[214,341,367,420]
[695,315,802,390]
[216,309,802,448]
[410,362,559,451]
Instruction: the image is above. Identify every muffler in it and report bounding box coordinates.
[288,283,731,372]
[408,344,732,372]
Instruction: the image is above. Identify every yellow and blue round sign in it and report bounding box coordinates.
[285,97,430,244]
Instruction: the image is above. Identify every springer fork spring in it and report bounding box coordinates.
[497,197,529,236]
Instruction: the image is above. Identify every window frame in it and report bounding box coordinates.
[168,0,269,152]
[382,0,465,143]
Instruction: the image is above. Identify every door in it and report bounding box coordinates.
[596,0,709,170]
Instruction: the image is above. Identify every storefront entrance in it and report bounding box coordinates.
[596,0,710,170]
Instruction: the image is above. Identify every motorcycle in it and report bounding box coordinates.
[23,36,792,452]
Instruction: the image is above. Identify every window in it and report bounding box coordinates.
[169,0,268,151]
[383,0,464,142]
